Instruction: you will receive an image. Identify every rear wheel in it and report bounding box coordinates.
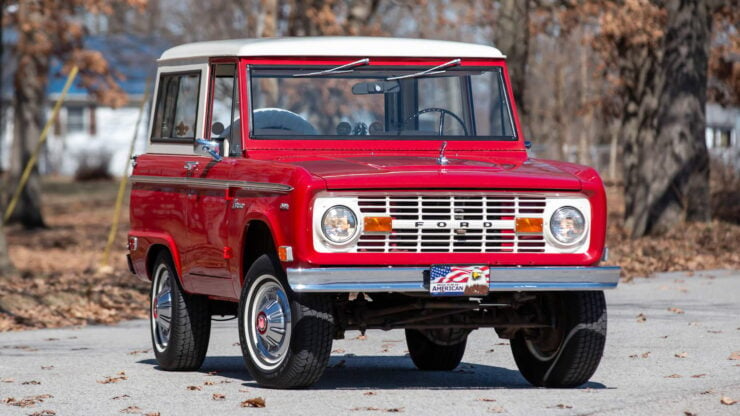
[238,255,334,388]
[405,328,467,371]
[150,251,211,370]
[510,291,607,388]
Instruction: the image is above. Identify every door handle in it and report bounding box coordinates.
[184,161,199,171]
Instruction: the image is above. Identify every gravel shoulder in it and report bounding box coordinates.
[1,270,739,415]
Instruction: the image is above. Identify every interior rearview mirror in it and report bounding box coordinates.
[352,80,400,95]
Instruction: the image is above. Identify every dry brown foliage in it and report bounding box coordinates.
[0,177,738,332]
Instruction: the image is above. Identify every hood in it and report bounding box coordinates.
[282,154,583,190]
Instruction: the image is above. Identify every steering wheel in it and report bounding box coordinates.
[402,107,469,136]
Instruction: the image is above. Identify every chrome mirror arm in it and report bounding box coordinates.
[195,138,223,162]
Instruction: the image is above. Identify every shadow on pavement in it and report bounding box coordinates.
[138,356,608,390]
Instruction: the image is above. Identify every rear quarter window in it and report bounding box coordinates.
[151,72,201,142]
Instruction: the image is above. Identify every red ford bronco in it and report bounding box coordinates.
[127,37,620,388]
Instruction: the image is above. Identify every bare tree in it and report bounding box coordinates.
[495,0,529,116]
[3,0,143,229]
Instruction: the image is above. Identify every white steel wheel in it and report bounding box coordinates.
[244,274,292,371]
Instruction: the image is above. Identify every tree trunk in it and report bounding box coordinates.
[6,2,48,229]
[623,0,712,237]
[496,0,529,117]
[0,221,14,278]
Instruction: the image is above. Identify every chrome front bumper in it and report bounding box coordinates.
[287,266,621,293]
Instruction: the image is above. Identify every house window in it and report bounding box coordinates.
[67,106,85,133]
[151,72,201,141]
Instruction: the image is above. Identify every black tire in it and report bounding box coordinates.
[150,251,211,371]
[238,255,334,388]
[510,291,607,388]
[405,329,467,371]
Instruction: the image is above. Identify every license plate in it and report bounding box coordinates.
[429,265,490,296]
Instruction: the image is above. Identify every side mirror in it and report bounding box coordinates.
[524,140,532,149]
[195,138,223,161]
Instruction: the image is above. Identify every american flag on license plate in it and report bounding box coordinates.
[431,266,490,283]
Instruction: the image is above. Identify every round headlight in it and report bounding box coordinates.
[549,206,586,245]
[321,205,358,244]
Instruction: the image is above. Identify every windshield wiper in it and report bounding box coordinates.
[293,58,370,77]
[386,58,461,81]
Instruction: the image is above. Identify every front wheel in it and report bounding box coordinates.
[238,255,334,388]
[510,291,607,388]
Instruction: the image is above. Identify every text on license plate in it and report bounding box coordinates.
[429,265,490,296]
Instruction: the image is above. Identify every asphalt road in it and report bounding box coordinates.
[1,270,739,416]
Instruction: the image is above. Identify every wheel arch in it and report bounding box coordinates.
[240,220,280,283]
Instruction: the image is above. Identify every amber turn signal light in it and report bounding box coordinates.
[363,216,392,232]
[515,217,543,233]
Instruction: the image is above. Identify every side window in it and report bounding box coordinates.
[209,64,241,156]
[151,72,201,141]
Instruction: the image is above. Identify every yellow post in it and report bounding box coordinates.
[4,66,79,224]
[99,78,152,268]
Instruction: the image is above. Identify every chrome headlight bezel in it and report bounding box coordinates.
[321,205,359,244]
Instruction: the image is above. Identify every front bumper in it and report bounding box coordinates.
[287,266,620,293]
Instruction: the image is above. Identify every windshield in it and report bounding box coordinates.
[248,66,516,140]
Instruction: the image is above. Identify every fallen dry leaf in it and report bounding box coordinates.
[675,352,688,359]
[691,374,707,378]
[665,374,682,378]
[40,366,54,370]
[701,389,714,395]
[120,406,142,414]
[232,342,240,346]
[206,371,219,376]
[332,348,346,354]
[97,375,128,384]
[241,397,266,408]
[350,407,403,412]
[728,351,740,360]
[22,380,41,385]
[488,406,505,413]
[212,393,226,401]
[668,307,684,314]
[111,395,130,400]
[487,349,495,353]
[355,335,368,341]
[238,388,250,393]
[721,396,737,405]
[186,386,202,391]
[1,378,15,383]
[144,413,160,416]
[364,392,377,396]
[2,394,54,408]
[203,381,216,386]
[28,411,56,416]
[127,349,150,355]
[550,404,573,409]
[636,313,647,323]
[707,330,723,334]
[684,411,697,416]
[642,352,651,358]
[477,398,497,402]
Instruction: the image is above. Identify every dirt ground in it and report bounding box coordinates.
[0,177,738,332]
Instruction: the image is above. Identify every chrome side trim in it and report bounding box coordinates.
[130,175,293,193]
[287,266,620,293]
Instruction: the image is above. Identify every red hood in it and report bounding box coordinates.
[274,153,584,190]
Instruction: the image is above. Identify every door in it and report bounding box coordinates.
[182,63,242,298]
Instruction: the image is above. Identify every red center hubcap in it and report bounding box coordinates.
[256,312,267,334]
[153,298,159,319]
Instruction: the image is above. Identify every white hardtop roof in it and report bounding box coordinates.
[159,37,505,62]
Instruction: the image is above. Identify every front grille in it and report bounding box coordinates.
[356,194,546,253]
